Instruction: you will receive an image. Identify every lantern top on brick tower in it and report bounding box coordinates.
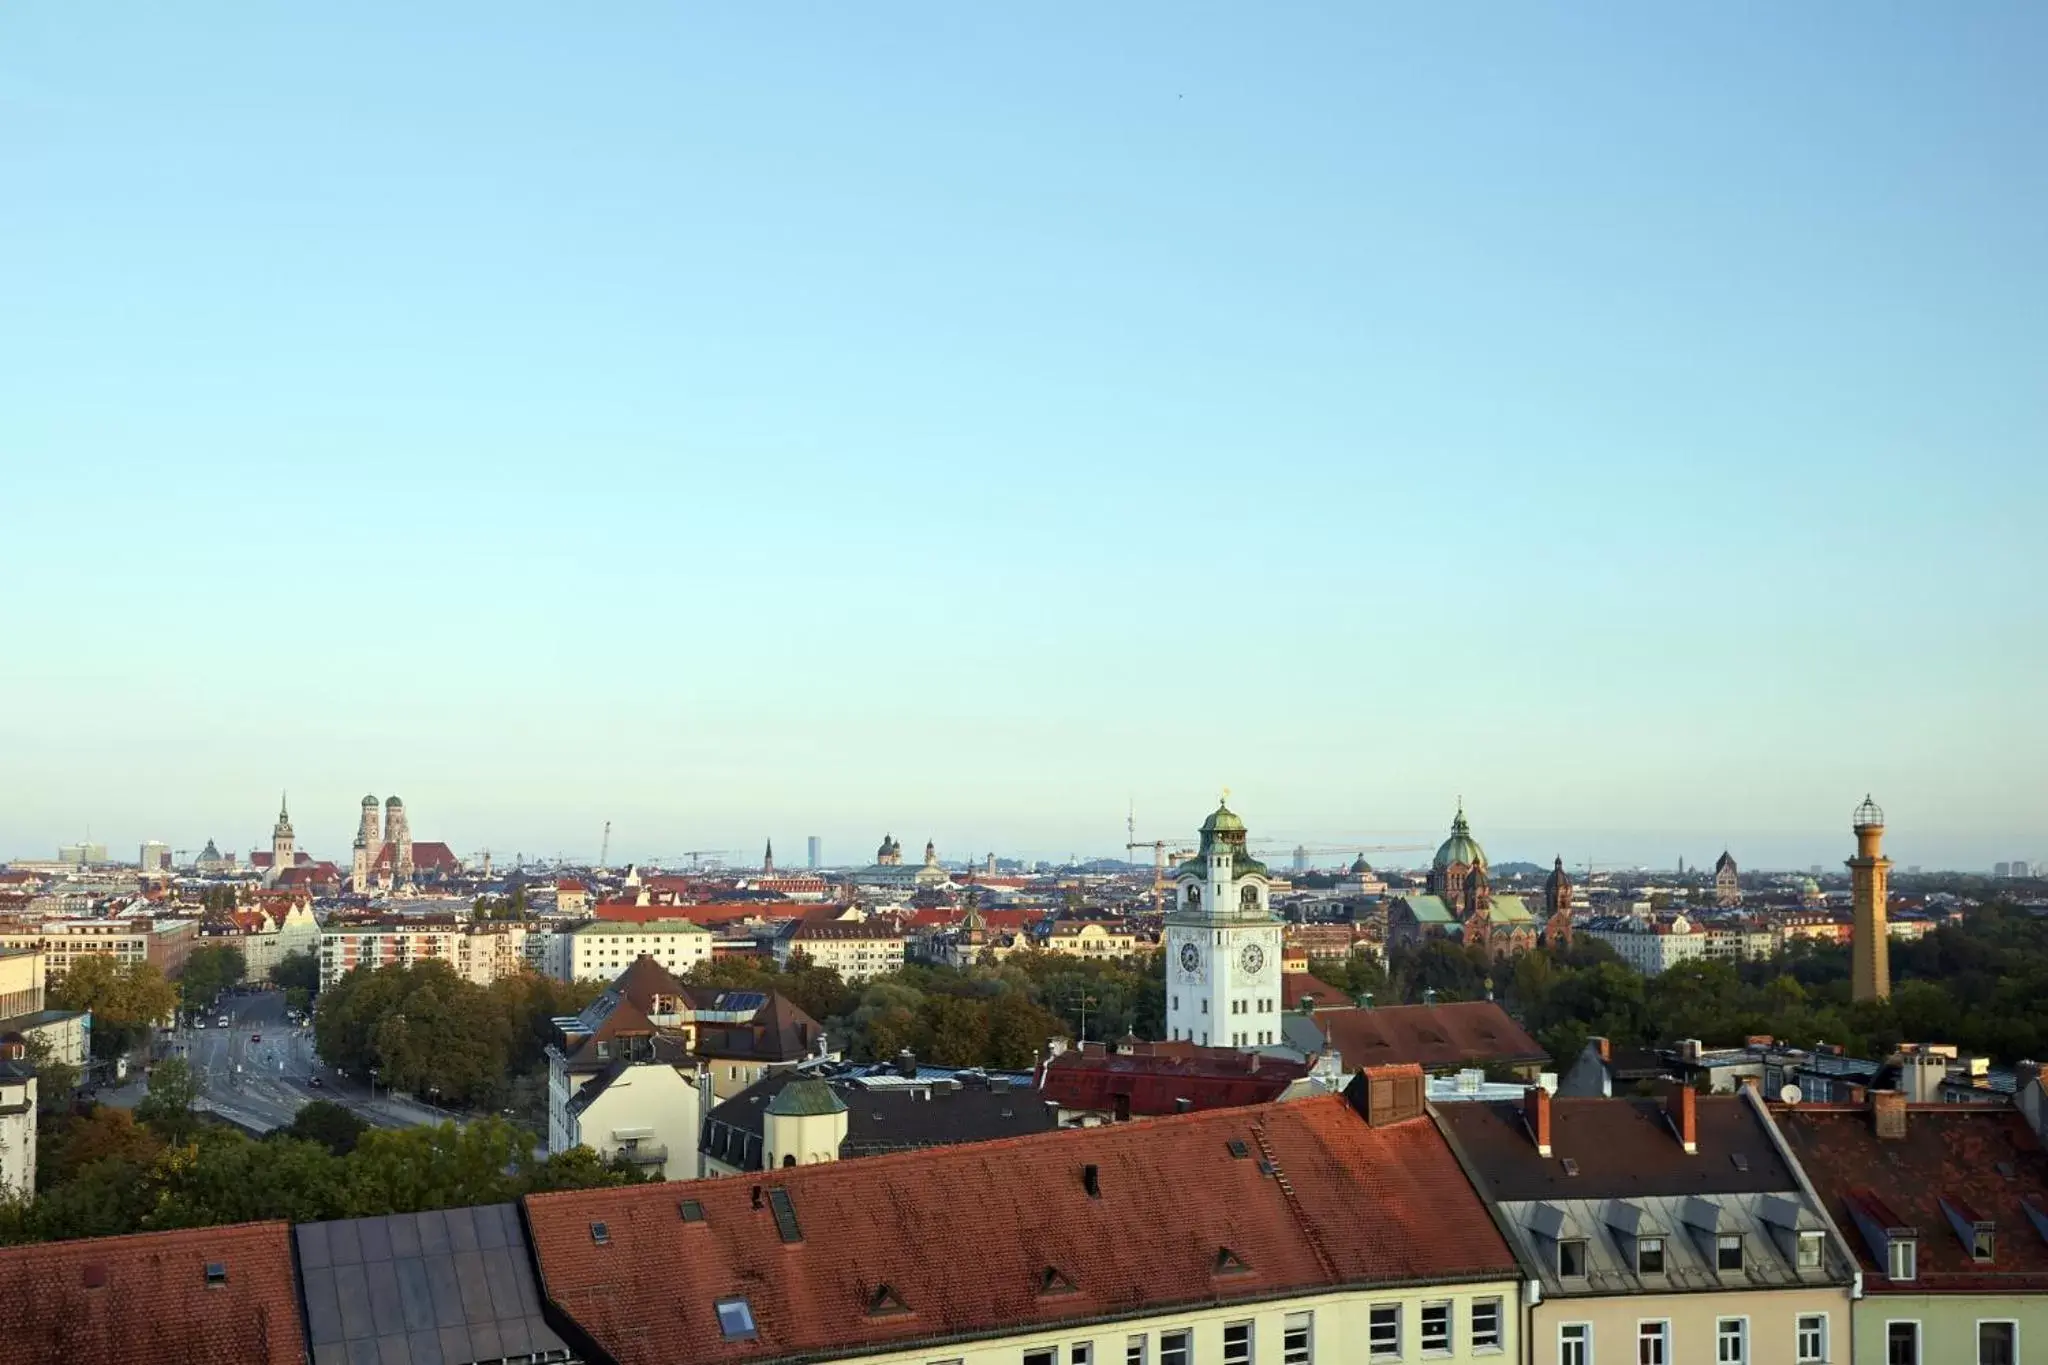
[1853,795,1884,831]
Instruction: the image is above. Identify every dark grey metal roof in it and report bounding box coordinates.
[294,1203,574,1365]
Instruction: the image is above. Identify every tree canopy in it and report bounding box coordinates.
[50,955,179,1060]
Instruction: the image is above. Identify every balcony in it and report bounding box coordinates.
[613,1143,668,1166]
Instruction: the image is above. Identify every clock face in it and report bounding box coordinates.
[1240,943,1266,975]
[1178,942,1201,975]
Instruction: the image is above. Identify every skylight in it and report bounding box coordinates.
[715,1297,758,1341]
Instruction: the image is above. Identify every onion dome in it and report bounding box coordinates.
[1433,802,1487,871]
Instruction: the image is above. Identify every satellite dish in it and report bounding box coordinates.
[1779,1084,1802,1104]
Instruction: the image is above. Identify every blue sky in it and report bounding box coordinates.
[2,4,2042,871]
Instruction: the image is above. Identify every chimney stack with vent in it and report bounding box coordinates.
[1667,1081,1698,1154]
[1872,1089,1908,1140]
[1525,1085,1552,1157]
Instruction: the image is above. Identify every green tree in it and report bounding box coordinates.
[50,955,179,1061]
[340,1118,529,1216]
[279,1099,370,1156]
[272,950,321,997]
[144,1128,346,1230]
[135,1057,202,1143]
[179,944,247,1012]
[18,1033,79,1115]
[524,1145,655,1193]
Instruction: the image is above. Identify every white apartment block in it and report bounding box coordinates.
[556,920,713,983]
[1579,914,1712,976]
[319,920,529,989]
[774,920,905,982]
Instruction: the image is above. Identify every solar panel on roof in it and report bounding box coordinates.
[767,1188,802,1244]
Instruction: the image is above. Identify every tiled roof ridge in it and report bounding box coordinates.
[531,1093,1340,1210]
[3,1217,292,1250]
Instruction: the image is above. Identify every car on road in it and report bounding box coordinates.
[250,1034,261,1043]
[307,1076,322,1087]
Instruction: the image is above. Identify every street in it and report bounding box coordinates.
[149,988,458,1134]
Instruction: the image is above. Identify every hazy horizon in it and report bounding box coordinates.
[4,6,2042,864]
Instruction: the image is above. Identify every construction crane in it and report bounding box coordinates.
[598,821,611,872]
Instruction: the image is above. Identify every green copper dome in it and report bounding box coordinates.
[1433,804,1487,871]
[1199,802,1246,836]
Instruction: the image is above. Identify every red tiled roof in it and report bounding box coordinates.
[1037,1044,1309,1117]
[1777,1104,2048,1292]
[596,900,765,926]
[524,1093,1518,1365]
[1314,1001,1546,1072]
[1282,971,1349,1009]
[0,1220,305,1365]
[369,841,460,874]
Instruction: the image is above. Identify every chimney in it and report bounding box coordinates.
[1666,1082,1698,1154]
[1591,1035,1611,1063]
[1525,1085,1553,1157]
[1872,1089,1908,1141]
[1248,1052,1260,1073]
[1046,1036,1068,1059]
[1846,1084,1867,1106]
[1346,1064,1426,1127]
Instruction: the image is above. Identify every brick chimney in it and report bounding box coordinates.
[1525,1085,1552,1156]
[1872,1089,1908,1141]
[1666,1081,1698,1154]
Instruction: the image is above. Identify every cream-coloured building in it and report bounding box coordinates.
[319,919,529,989]
[556,919,712,983]
[559,1051,707,1182]
[774,919,905,982]
[0,1052,35,1196]
[0,916,197,984]
[1440,1085,1857,1365]
[1041,919,1139,958]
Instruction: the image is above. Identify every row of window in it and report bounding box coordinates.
[995,1314,1316,1365]
[1556,1228,1825,1278]
[1369,1298,1503,1357]
[1888,1319,2016,1365]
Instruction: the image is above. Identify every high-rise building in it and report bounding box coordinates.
[139,841,171,874]
[1164,800,1281,1050]
[806,836,821,870]
[1849,795,1892,1003]
[1292,845,1309,875]
[56,843,107,866]
[2016,861,2034,878]
[1995,861,2012,878]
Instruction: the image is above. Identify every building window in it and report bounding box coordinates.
[1370,1304,1401,1359]
[1636,1236,1664,1274]
[1798,1231,1824,1270]
[1223,1322,1252,1365]
[1471,1298,1502,1352]
[1978,1321,2016,1365]
[1714,1233,1744,1272]
[714,1297,757,1342]
[1796,1315,1827,1364]
[1559,1238,1589,1277]
[1075,1344,1095,1365]
[1972,1229,1996,1263]
[1420,1302,1450,1355]
[1638,1320,1669,1365]
[1716,1318,1747,1365]
[1888,1237,1916,1282]
[1128,1336,1148,1365]
[1886,1323,1918,1365]
[1162,1331,1191,1365]
[1282,1313,1312,1365]
[1025,1352,1056,1365]
[1560,1324,1590,1365]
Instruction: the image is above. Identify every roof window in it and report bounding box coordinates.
[1226,1140,1250,1159]
[204,1262,227,1288]
[679,1200,705,1223]
[768,1187,802,1244]
[1039,1266,1077,1296]
[1213,1246,1250,1275]
[715,1297,758,1341]
[867,1283,911,1317]
[590,1221,609,1245]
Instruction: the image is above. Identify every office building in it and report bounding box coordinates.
[806,835,821,870]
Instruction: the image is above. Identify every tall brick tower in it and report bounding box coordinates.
[1849,795,1892,1002]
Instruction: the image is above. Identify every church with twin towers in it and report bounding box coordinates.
[351,794,414,892]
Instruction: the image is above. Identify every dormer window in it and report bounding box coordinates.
[1797,1231,1825,1270]
[1558,1238,1588,1277]
[1636,1237,1665,1274]
[1716,1233,1744,1272]
[1974,1228,1996,1262]
[1888,1236,1917,1282]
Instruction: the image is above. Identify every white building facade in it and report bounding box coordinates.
[1165,802,1285,1048]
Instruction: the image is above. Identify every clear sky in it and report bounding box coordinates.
[2,4,2043,872]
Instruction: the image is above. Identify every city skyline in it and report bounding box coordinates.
[3,6,2043,859]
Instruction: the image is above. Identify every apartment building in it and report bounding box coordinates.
[774,918,905,982]
[554,918,712,982]
[1438,1085,1856,1365]
[318,917,529,989]
[1040,918,1139,958]
[0,915,196,983]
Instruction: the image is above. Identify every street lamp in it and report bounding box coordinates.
[368,1067,378,1102]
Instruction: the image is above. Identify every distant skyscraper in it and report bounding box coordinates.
[1292,845,1309,875]
[807,836,821,870]
[57,842,107,865]
[1849,796,1892,1004]
[2015,861,2033,878]
[1995,861,2012,878]
[139,841,170,874]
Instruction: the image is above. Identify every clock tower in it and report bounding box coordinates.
[1164,800,1282,1049]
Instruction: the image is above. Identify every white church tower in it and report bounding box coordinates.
[1164,799,1282,1049]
